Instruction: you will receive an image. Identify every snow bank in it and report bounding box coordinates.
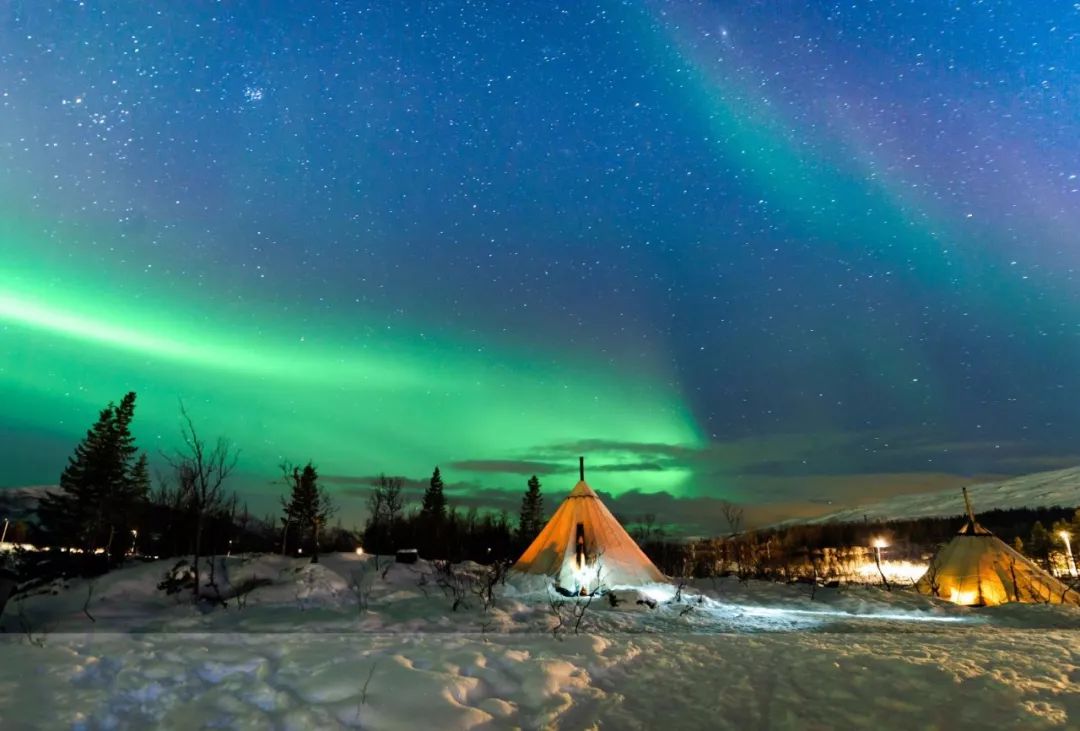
[2,553,1078,729]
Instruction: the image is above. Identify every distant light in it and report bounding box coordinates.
[1060,531,1071,541]
[872,537,888,549]
[355,547,364,556]
[855,559,926,583]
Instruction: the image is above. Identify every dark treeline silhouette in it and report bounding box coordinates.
[19,395,356,589]
[360,467,538,563]
[632,505,1080,581]
[13,392,1080,591]
[17,395,540,589]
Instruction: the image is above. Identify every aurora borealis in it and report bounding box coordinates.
[2,2,1079,530]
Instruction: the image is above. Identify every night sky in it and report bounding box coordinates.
[2,2,1078,530]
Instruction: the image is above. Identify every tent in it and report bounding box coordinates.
[915,489,1080,606]
[512,458,666,592]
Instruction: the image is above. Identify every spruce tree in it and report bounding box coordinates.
[421,466,447,522]
[38,392,147,562]
[518,475,543,542]
[107,393,147,556]
[282,462,334,562]
[38,405,117,551]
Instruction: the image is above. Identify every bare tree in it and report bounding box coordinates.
[165,403,238,601]
[312,487,338,563]
[547,592,568,639]
[354,661,381,724]
[350,567,374,614]
[720,500,744,537]
[434,560,473,611]
[365,474,405,556]
[634,513,660,544]
[82,580,96,623]
[471,559,511,612]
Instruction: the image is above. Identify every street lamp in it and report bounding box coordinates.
[1060,530,1077,578]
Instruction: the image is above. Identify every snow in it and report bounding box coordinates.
[2,552,1079,729]
[805,465,1080,524]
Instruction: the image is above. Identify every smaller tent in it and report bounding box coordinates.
[512,458,666,592]
[915,489,1080,606]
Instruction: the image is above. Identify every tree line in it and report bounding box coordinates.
[631,504,1080,581]
[22,392,550,583]
[360,468,545,562]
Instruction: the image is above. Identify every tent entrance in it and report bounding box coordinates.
[575,523,585,569]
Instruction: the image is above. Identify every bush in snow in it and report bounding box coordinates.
[434,560,473,612]
[157,560,196,596]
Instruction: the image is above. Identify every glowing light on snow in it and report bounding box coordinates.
[855,559,928,584]
[571,562,599,592]
[355,547,364,556]
[871,537,889,549]
[735,604,971,625]
[948,588,979,606]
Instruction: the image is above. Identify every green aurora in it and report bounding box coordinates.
[1,219,702,498]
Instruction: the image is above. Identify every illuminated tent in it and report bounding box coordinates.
[915,489,1080,607]
[512,458,666,592]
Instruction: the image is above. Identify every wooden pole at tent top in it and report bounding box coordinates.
[962,486,977,524]
[579,456,584,482]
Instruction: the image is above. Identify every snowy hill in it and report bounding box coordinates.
[806,466,1080,524]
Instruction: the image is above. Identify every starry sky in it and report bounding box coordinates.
[2,1,1078,531]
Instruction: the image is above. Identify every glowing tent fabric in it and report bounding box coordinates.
[512,479,666,591]
[915,520,1080,607]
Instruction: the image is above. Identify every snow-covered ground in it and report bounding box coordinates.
[806,466,1080,524]
[2,553,1079,729]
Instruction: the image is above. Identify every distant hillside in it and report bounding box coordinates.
[0,485,57,523]
[806,466,1080,524]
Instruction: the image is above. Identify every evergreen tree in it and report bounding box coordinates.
[107,393,148,556]
[420,466,447,522]
[1012,536,1024,554]
[518,475,543,542]
[38,404,117,551]
[118,452,152,555]
[38,392,147,561]
[281,461,335,563]
[1029,521,1052,569]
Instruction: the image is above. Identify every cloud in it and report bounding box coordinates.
[592,461,666,472]
[533,439,700,461]
[446,460,563,475]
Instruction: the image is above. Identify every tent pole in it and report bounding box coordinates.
[962,486,977,524]
[579,456,584,482]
